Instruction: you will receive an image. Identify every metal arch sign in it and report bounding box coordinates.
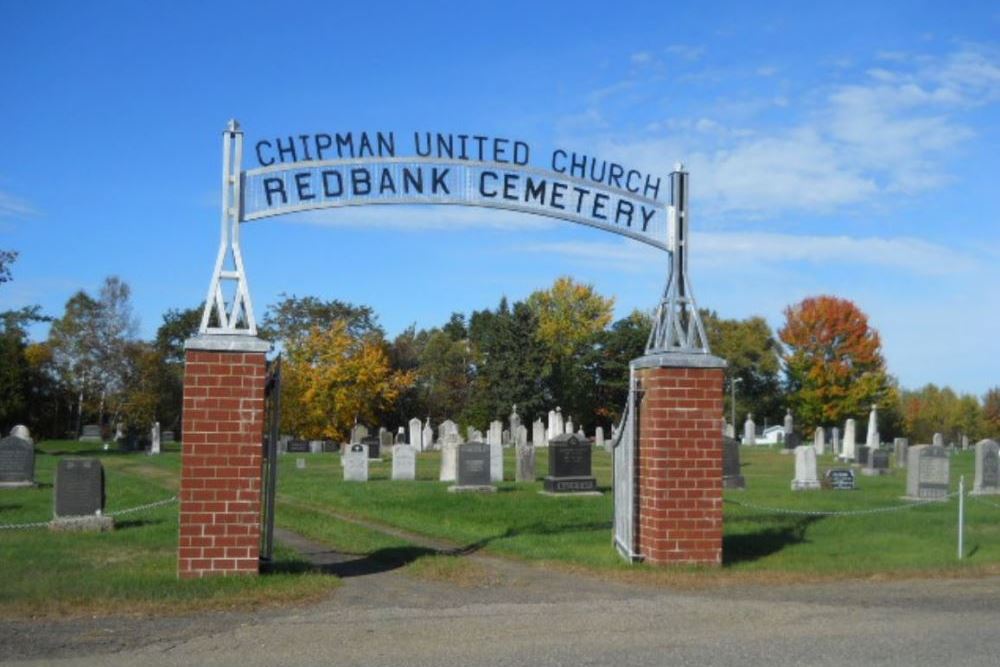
[243,133,669,251]
[199,120,709,359]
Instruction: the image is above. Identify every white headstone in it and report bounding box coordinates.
[533,419,546,448]
[509,404,521,437]
[791,445,820,490]
[422,419,434,451]
[391,444,416,481]
[973,439,1000,496]
[439,433,459,482]
[9,425,31,445]
[515,440,535,482]
[309,440,323,454]
[516,425,527,447]
[439,420,459,442]
[296,457,306,470]
[565,417,574,435]
[814,427,825,456]
[932,432,944,448]
[344,444,368,481]
[490,438,503,483]
[906,445,949,500]
[842,419,857,460]
[547,410,557,441]
[961,434,970,450]
[409,417,422,451]
[743,413,756,446]
[595,426,605,451]
[866,405,879,449]
[832,427,841,456]
[724,422,735,439]
[555,407,564,436]
[783,409,794,436]
[489,420,503,447]
[150,422,161,455]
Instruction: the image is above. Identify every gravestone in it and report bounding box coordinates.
[823,468,856,490]
[862,449,890,476]
[973,439,1000,496]
[439,432,459,482]
[532,419,546,448]
[813,427,825,456]
[783,431,801,453]
[422,420,434,452]
[516,425,528,448]
[905,445,950,501]
[543,433,598,494]
[296,457,306,469]
[439,420,458,443]
[79,424,102,443]
[162,430,176,444]
[344,444,368,482]
[832,427,841,456]
[894,437,909,468]
[565,418,574,436]
[488,420,503,448]
[743,413,755,446]
[791,445,820,490]
[391,444,416,481]
[380,429,393,453]
[450,441,494,493]
[856,445,870,466]
[395,428,406,444]
[309,440,323,454]
[350,424,368,444]
[783,409,794,436]
[515,439,535,482]
[490,436,503,483]
[150,422,161,455]
[10,424,32,444]
[363,436,381,460]
[509,404,522,435]
[286,439,310,454]
[0,435,35,487]
[595,426,605,452]
[722,437,745,489]
[321,440,338,453]
[409,417,423,451]
[932,432,944,448]
[842,419,857,461]
[961,434,970,451]
[54,459,105,516]
[866,404,880,450]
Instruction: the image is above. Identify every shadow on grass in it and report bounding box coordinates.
[448,520,614,556]
[115,518,163,530]
[0,503,23,513]
[265,545,438,578]
[723,515,822,566]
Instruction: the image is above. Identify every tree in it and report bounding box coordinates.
[701,310,783,427]
[0,250,17,287]
[261,294,381,345]
[778,295,893,431]
[984,387,1000,437]
[281,323,413,440]
[417,329,471,422]
[155,306,202,365]
[901,384,985,443]
[580,309,651,428]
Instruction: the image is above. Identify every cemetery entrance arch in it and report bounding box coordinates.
[178,121,726,578]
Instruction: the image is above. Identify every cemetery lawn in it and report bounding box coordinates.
[271,447,1000,583]
[0,441,338,618]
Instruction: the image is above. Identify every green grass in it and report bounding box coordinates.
[272,445,1000,579]
[0,441,338,618]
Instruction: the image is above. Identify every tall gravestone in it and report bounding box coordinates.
[509,405,521,441]
[783,409,794,437]
[543,433,597,494]
[832,427,841,456]
[422,419,434,452]
[743,413,755,446]
[905,445,950,501]
[488,420,503,448]
[408,417,422,451]
[595,426,605,452]
[363,436,381,460]
[842,419,857,461]
[350,424,368,444]
[894,437,909,468]
[722,437,745,489]
[532,419,546,448]
[866,405,879,450]
[343,444,369,482]
[391,444,416,481]
[0,435,35,488]
[489,433,503,483]
[150,421,161,455]
[791,445,820,490]
[439,432,459,482]
[814,427,825,456]
[973,439,1000,496]
[515,438,535,482]
[450,441,494,492]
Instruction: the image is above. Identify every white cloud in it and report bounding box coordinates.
[631,51,652,65]
[665,44,706,61]
[0,191,38,219]
[287,204,556,232]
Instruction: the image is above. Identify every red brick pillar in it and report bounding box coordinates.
[633,355,726,566]
[178,336,270,578]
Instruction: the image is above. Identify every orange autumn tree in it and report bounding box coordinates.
[778,295,894,431]
[282,322,414,441]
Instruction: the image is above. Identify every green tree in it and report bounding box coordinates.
[417,329,471,422]
[155,306,202,365]
[984,387,1000,437]
[581,309,651,429]
[261,294,381,345]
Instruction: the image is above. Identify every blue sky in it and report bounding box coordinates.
[1,1,998,395]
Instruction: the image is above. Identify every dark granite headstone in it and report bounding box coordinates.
[722,437,745,489]
[161,430,176,443]
[824,468,856,490]
[857,446,870,466]
[457,442,491,487]
[79,424,102,442]
[286,439,310,453]
[544,433,597,493]
[363,436,381,460]
[871,450,890,471]
[0,435,35,487]
[321,439,339,453]
[784,432,802,450]
[54,459,105,516]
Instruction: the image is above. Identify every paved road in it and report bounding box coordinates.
[6,529,999,666]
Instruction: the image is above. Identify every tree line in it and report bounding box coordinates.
[1,249,997,443]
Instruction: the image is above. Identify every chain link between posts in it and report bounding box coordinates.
[0,495,177,530]
[724,490,963,517]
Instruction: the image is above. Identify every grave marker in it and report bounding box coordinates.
[823,468,856,490]
[543,433,598,494]
[905,445,950,501]
[0,435,35,488]
[439,432,459,482]
[450,441,495,493]
[409,417,423,451]
[894,437,909,468]
[516,440,535,482]
[391,444,416,481]
[973,439,1000,496]
[79,424,102,443]
[344,444,368,481]
[791,445,820,490]
[722,437,745,489]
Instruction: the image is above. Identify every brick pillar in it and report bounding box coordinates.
[633,354,726,566]
[178,335,270,579]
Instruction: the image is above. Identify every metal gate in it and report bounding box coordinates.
[260,355,281,563]
[612,369,643,562]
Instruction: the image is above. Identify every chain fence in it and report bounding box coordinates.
[724,490,963,517]
[0,495,177,531]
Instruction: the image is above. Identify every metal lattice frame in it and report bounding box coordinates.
[199,120,257,335]
[646,166,710,355]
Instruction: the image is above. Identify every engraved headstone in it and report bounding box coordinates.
[814,427,825,456]
[488,420,502,448]
[894,437,909,468]
[422,419,434,452]
[344,444,368,481]
[162,430,175,444]
[455,441,492,487]
[515,439,535,482]
[783,409,794,436]
[973,439,1000,495]
[932,432,944,448]
[363,436,381,460]
[10,425,32,444]
[54,459,105,516]
[79,424,102,443]
[906,445,950,500]
[391,444,416,481]
[533,419,546,448]
[150,421,161,455]
[824,468,856,490]
[509,404,521,438]
[544,433,597,493]
[409,417,423,451]
[743,413,755,446]
[565,417,574,436]
[380,429,393,452]
[791,445,820,490]
[439,432,459,482]
[0,435,35,487]
[287,439,310,454]
[350,424,368,444]
[722,436,745,489]
[856,445,870,467]
[490,435,503,483]
[866,404,879,450]
[832,427,841,456]
[595,426,605,452]
[842,419,857,460]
